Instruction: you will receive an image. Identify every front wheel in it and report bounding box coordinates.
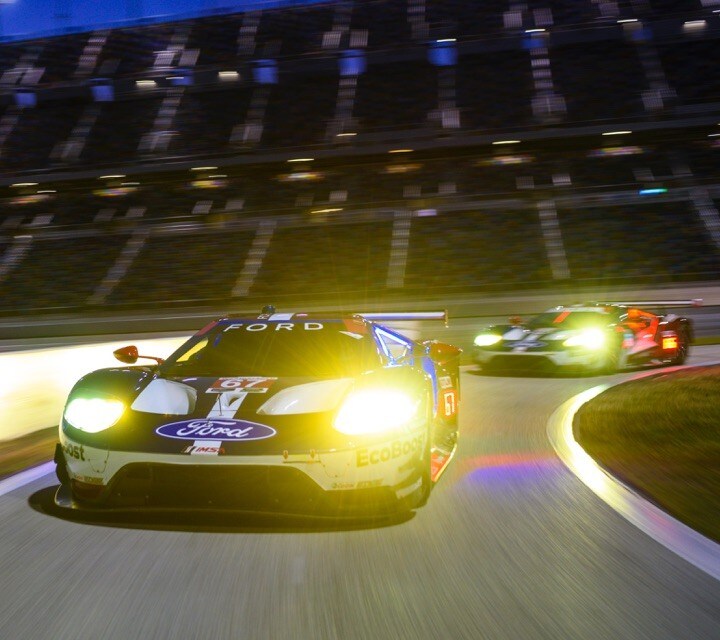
[601,346,620,374]
[412,431,433,509]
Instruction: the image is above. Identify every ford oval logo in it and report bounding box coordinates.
[155,419,276,441]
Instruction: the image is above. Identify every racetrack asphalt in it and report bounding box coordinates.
[0,348,719,639]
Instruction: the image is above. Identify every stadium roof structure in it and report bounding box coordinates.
[0,0,325,43]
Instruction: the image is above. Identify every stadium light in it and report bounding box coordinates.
[683,20,706,32]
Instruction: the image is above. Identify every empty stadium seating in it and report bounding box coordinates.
[1,0,720,313]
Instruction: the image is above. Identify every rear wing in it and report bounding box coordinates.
[358,310,448,327]
[606,299,702,308]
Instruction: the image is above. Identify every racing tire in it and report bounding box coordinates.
[602,347,620,374]
[54,444,70,485]
[595,338,621,375]
[412,433,433,509]
[669,329,689,366]
[55,460,70,486]
[406,395,434,510]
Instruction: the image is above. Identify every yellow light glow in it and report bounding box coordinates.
[190,166,218,171]
[218,70,239,80]
[474,334,502,347]
[64,397,125,433]
[334,389,419,436]
[310,208,343,214]
[336,132,357,137]
[492,140,520,145]
[99,174,126,179]
[10,182,38,187]
[563,329,606,349]
[602,130,632,136]
[0,336,187,442]
[388,149,413,153]
[287,158,314,163]
[136,80,157,88]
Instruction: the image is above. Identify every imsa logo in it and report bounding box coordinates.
[182,440,225,456]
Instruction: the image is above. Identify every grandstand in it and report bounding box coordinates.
[1,0,720,314]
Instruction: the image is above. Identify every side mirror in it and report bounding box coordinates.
[114,345,139,364]
[425,341,462,366]
[113,345,164,365]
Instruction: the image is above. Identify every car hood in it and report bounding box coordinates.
[132,375,354,419]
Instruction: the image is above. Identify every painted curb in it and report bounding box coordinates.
[547,367,720,582]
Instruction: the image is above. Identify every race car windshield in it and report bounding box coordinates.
[160,321,379,378]
[529,311,612,330]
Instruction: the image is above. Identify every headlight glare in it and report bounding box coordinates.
[474,334,502,347]
[64,397,125,433]
[563,329,606,350]
[334,389,419,436]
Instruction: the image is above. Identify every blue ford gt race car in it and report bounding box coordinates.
[473,300,697,374]
[55,309,460,514]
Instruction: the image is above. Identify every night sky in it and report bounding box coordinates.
[0,0,319,40]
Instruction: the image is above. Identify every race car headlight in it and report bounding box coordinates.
[333,389,419,436]
[474,334,502,347]
[64,397,125,433]
[563,329,606,350]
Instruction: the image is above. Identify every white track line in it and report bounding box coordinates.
[0,461,55,498]
[547,384,720,582]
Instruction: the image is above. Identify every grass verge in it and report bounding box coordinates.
[0,427,57,483]
[574,366,720,543]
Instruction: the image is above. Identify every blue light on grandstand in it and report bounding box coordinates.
[523,33,546,50]
[253,60,278,85]
[429,39,457,67]
[169,70,193,86]
[629,26,651,42]
[639,188,668,196]
[90,79,114,102]
[14,90,36,108]
[339,50,366,77]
